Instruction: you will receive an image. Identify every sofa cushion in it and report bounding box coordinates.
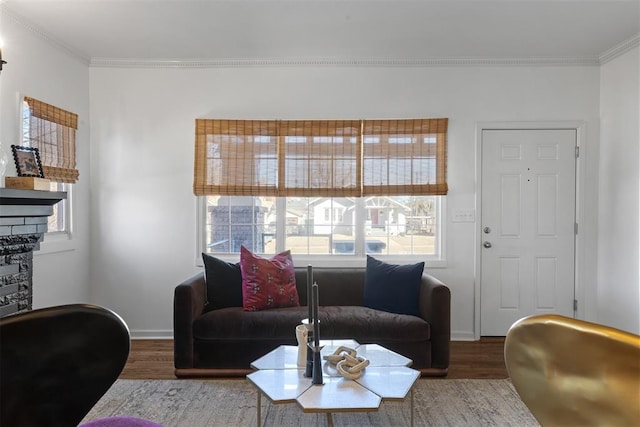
[320,306,430,342]
[193,306,429,342]
[239,246,300,311]
[294,268,366,306]
[363,255,424,317]
[202,253,243,310]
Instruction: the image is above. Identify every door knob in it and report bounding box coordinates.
[483,241,492,248]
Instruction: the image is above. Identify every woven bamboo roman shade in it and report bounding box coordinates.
[279,120,361,197]
[194,118,448,197]
[194,120,279,196]
[23,97,79,183]
[362,118,448,196]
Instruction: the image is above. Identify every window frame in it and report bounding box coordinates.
[45,182,72,238]
[34,183,75,256]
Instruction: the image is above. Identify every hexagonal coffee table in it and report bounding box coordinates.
[247,340,420,427]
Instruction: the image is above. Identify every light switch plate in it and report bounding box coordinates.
[452,209,475,223]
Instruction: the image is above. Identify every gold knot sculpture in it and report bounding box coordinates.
[323,346,370,380]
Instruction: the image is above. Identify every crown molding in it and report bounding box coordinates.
[0,4,90,66]
[90,56,600,69]
[599,33,640,64]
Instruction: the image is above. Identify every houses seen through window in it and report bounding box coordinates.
[204,195,440,257]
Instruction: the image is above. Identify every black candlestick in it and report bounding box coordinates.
[304,327,313,378]
[304,265,314,378]
[310,283,323,385]
[307,265,313,323]
[312,347,323,385]
[312,283,320,347]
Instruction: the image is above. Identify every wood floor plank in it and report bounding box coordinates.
[120,338,508,379]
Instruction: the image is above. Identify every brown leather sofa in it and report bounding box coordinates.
[174,267,450,377]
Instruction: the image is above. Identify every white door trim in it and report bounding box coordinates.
[474,121,587,339]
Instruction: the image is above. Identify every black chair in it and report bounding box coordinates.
[0,304,159,427]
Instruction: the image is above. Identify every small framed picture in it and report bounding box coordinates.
[11,145,45,178]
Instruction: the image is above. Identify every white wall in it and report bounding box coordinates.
[89,65,602,338]
[7,11,636,338]
[598,46,640,334]
[0,12,91,307]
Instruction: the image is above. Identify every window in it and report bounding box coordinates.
[196,118,447,262]
[203,195,442,258]
[22,97,78,238]
[45,182,71,235]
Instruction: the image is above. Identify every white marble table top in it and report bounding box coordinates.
[247,341,419,414]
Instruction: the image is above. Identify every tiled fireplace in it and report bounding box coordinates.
[0,188,66,317]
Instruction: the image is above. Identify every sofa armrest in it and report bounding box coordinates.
[173,272,207,369]
[418,273,451,370]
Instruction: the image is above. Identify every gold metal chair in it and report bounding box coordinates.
[504,314,640,426]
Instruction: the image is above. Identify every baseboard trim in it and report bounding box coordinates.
[451,331,476,341]
[130,330,173,340]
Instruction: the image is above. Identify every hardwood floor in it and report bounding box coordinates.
[120,337,508,380]
[121,340,175,380]
[448,337,508,379]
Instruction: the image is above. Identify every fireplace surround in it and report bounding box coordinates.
[0,188,66,317]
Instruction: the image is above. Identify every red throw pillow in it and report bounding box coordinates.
[239,246,299,311]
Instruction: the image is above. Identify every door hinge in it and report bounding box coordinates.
[575,146,580,158]
[574,299,578,311]
[575,222,578,235]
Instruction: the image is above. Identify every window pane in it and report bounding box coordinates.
[284,198,356,255]
[285,197,325,255]
[47,182,67,233]
[365,196,437,255]
[205,196,273,254]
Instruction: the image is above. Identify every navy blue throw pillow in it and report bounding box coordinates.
[202,253,243,310]
[363,255,424,317]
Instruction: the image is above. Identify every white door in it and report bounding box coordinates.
[480,129,576,335]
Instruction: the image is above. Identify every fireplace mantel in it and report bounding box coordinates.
[0,188,67,317]
[1,188,67,207]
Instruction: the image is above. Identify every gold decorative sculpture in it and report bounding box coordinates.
[504,314,640,426]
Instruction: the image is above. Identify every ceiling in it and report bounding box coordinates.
[1,0,639,65]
